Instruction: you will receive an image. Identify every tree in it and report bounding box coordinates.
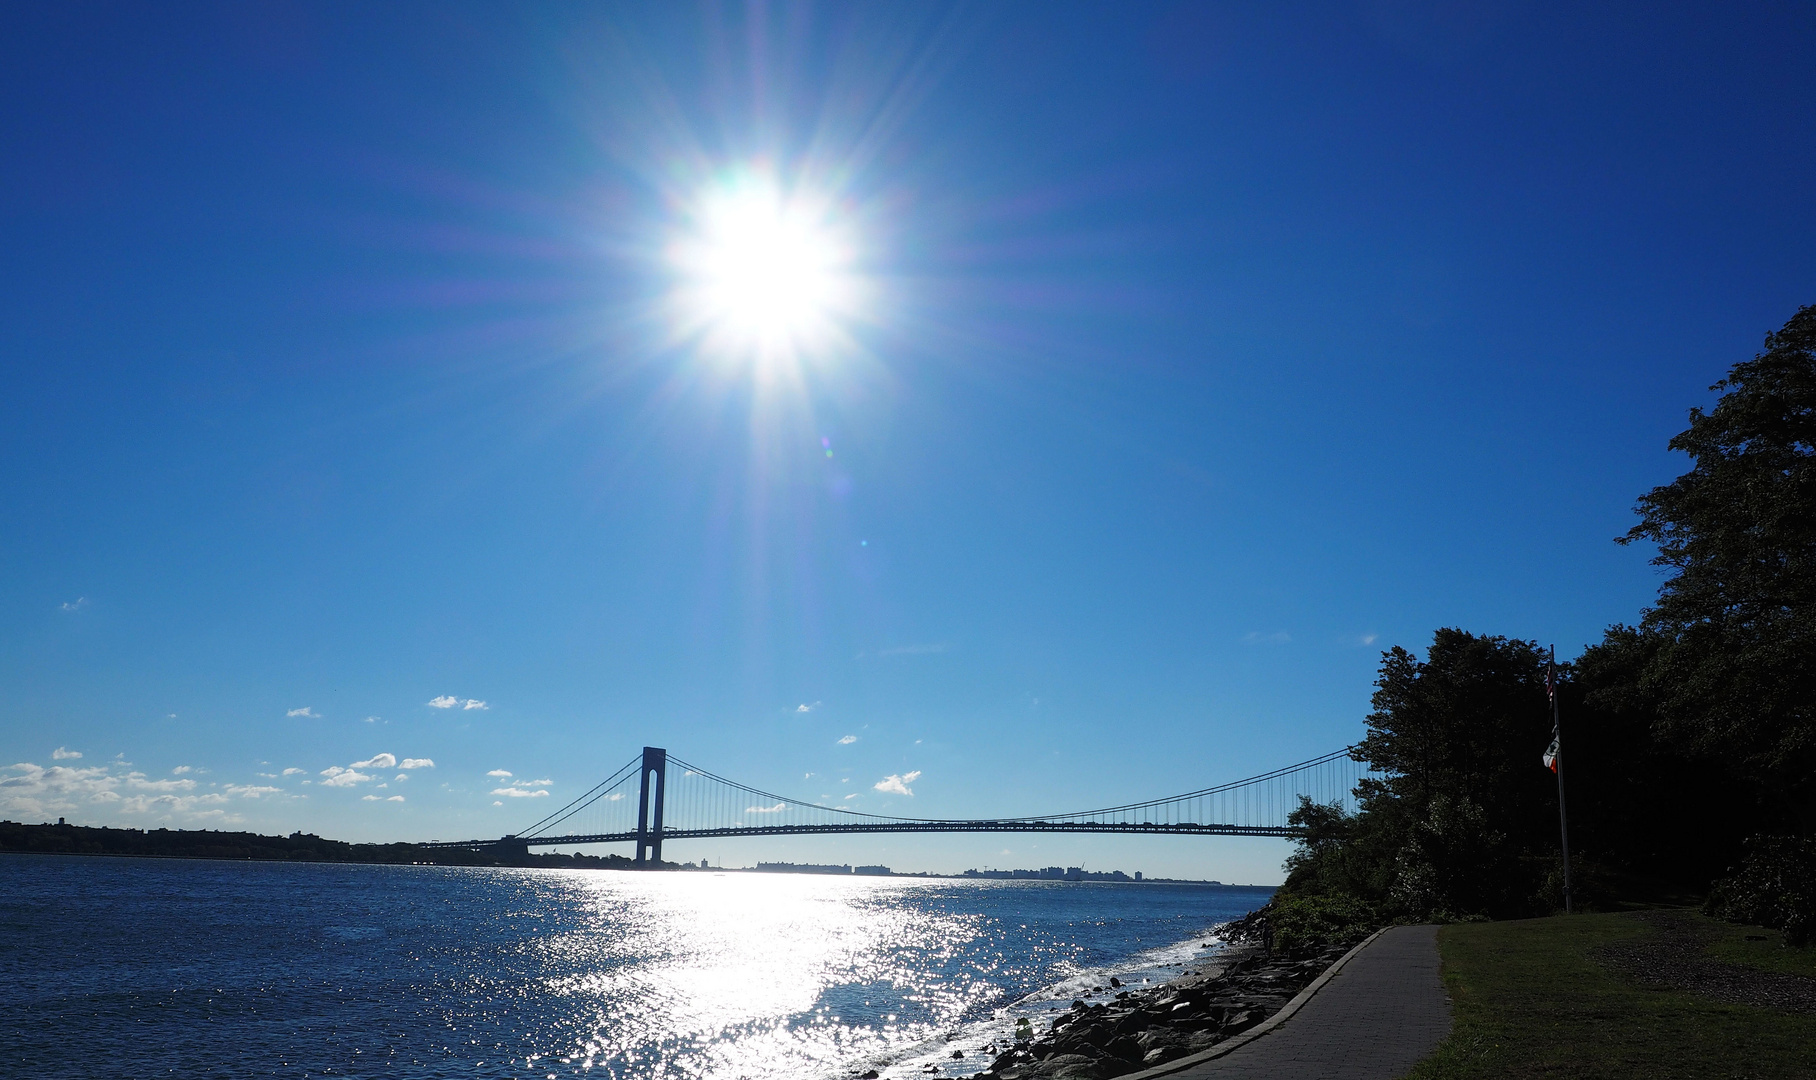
[1620,304,1816,826]
[1349,629,1559,918]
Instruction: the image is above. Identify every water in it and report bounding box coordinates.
[0,855,1271,1079]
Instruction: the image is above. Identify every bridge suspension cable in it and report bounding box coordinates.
[518,754,642,839]
[465,745,1367,851]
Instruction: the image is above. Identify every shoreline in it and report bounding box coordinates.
[1,823,1279,886]
[955,922,1352,1080]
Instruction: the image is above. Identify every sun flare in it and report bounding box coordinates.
[668,174,861,366]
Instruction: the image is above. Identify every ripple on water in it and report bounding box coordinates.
[0,855,1271,1079]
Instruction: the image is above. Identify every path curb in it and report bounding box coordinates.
[1116,926,1393,1080]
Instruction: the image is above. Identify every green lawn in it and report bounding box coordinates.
[1703,919,1816,980]
[1405,911,1816,1079]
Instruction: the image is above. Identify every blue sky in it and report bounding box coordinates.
[3,2,1812,881]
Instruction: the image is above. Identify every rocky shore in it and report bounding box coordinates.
[954,932,1353,1080]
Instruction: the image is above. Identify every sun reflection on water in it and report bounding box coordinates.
[538,872,995,1079]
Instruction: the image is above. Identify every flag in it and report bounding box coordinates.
[1542,655,1559,772]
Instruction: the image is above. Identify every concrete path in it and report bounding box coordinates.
[1167,925,1451,1080]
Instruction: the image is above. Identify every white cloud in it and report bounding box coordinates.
[607,792,625,801]
[746,802,786,813]
[60,597,88,611]
[132,775,197,793]
[364,715,380,724]
[116,792,228,816]
[287,707,318,718]
[362,794,403,802]
[873,770,921,797]
[223,784,281,799]
[427,696,459,709]
[491,787,550,798]
[400,758,434,770]
[796,701,821,713]
[493,800,503,807]
[172,765,191,775]
[843,793,859,800]
[387,795,403,802]
[1,761,231,823]
[351,753,397,770]
[52,747,81,760]
[462,699,487,710]
[837,735,858,745]
[281,767,305,776]
[512,778,553,787]
[319,767,373,788]
[487,769,512,778]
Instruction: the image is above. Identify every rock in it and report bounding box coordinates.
[1044,1054,1109,1080]
[1109,977,1122,988]
[1133,1030,1185,1054]
[1221,1009,1262,1034]
[860,1072,879,1079]
[1142,1046,1187,1067]
[952,1050,967,1059]
[1104,1036,1145,1064]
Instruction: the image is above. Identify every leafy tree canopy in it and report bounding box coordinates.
[1621,304,1816,810]
[1355,628,1554,840]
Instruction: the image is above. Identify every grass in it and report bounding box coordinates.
[1404,911,1816,1079]
[1704,919,1816,980]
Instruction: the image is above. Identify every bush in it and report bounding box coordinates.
[1266,892,1381,952]
[1705,835,1816,945]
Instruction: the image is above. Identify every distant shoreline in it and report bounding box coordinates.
[1,821,1279,885]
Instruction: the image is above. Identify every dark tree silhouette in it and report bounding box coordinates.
[1621,304,1816,826]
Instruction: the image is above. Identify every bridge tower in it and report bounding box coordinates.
[634,746,667,867]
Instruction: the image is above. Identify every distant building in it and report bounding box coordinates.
[853,865,890,876]
[755,861,851,875]
[961,865,1139,882]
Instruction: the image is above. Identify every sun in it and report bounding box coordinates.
[668,173,861,367]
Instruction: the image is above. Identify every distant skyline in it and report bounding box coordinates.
[3,3,1813,882]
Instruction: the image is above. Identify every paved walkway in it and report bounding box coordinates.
[1170,925,1451,1080]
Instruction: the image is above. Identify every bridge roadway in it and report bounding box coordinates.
[420,820,1294,851]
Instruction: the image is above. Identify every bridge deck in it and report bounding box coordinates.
[420,820,1294,850]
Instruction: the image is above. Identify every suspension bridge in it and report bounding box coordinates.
[422,745,1366,864]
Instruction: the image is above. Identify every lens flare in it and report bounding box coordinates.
[668,171,862,370]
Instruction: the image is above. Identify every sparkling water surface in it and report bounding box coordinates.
[1,855,1271,1079]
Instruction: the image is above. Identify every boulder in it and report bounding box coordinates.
[1103,1036,1145,1065]
[1141,1046,1188,1067]
[1044,1055,1108,1080]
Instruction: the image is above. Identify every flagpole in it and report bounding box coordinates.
[1552,645,1574,915]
